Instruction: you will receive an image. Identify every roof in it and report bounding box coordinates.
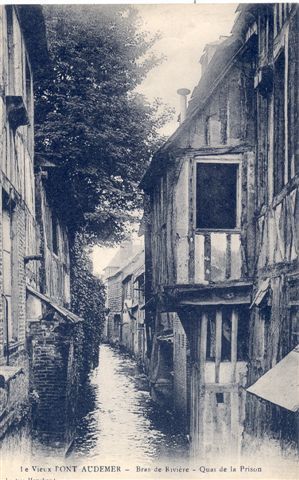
[0,366,24,388]
[105,243,144,281]
[27,285,82,324]
[16,6,50,76]
[140,4,261,192]
[247,345,299,412]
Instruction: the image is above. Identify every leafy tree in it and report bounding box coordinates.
[70,232,106,373]
[34,6,172,372]
[35,5,171,244]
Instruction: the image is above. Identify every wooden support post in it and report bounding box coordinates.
[200,312,208,382]
[231,309,238,383]
[231,386,239,458]
[188,157,195,283]
[215,309,222,383]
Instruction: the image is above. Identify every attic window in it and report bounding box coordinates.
[196,161,239,230]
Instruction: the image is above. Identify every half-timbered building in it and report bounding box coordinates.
[141,3,298,460]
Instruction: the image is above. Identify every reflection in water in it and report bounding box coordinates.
[71,345,188,465]
[0,345,188,466]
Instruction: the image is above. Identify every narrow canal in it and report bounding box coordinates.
[71,344,188,465]
[1,345,188,472]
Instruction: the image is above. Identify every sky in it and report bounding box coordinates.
[92,3,237,276]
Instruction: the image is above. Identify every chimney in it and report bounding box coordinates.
[177,88,191,124]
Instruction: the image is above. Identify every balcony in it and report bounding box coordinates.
[194,231,242,283]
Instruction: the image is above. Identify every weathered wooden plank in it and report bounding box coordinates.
[290,188,298,258]
[268,97,274,201]
[175,159,189,236]
[211,232,227,281]
[215,309,222,383]
[230,388,240,456]
[204,234,211,282]
[284,25,289,185]
[200,312,208,382]
[274,203,285,261]
[226,233,231,279]
[231,309,238,382]
[188,157,195,283]
[176,237,189,284]
[230,233,242,279]
[194,234,205,283]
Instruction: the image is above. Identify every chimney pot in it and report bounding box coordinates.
[177,88,191,124]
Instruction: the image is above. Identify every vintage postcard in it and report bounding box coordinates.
[0,2,298,480]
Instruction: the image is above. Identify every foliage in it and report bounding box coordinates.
[70,232,106,371]
[35,5,171,244]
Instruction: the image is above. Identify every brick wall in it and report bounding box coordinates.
[28,317,83,450]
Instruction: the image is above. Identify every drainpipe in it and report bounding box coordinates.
[177,88,191,124]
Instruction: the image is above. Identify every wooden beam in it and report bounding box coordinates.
[188,157,195,283]
[204,234,211,282]
[226,233,232,279]
[231,309,238,382]
[200,312,208,383]
[215,309,222,383]
[231,387,239,457]
[178,298,250,306]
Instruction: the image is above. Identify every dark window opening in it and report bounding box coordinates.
[196,163,238,229]
[137,274,145,303]
[273,52,285,195]
[114,314,121,338]
[123,279,132,299]
[206,312,216,361]
[216,392,224,404]
[237,307,250,361]
[290,308,299,350]
[221,309,231,361]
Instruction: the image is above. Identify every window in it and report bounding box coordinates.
[273,52,285,194]
[123,278,132,299]
[274,4,291,37]
[206,307,249,362]
[288,275,299,350]
[196,162,239,229]
[216,392,224,404]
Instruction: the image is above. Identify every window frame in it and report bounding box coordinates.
[194,155,242,233]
